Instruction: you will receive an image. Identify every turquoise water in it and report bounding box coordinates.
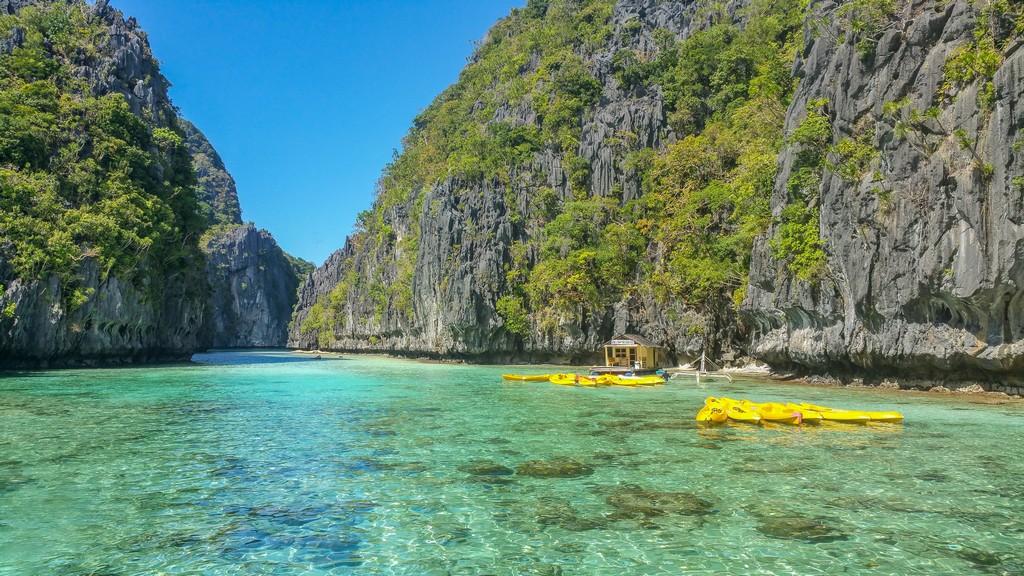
[1,351,1022,575]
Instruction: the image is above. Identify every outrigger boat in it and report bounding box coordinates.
[666,351,733,383]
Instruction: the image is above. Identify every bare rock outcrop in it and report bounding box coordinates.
[742,0,1024,388]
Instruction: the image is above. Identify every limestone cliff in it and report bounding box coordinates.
[0,0,207,367]
[288,0,755,361]
[182,120,243,227]
[203,224,309,348]
[291,0,1024,391]
[0,0,304,366]
[742,0,1024,387]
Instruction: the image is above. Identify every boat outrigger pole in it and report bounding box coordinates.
[667,350,732,383]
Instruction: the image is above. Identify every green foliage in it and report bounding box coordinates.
[835,0,901,58]
[636,0,804,135]
[828,129,878,181]
[773,99,831,280]
[882,97,946,156]
[0,2,204,308]
[1,301,15,320]
[564,153,591,198]
[771,199,827,280]
[940,0,1023,110]
[496,294,529,335]
[789,98,831,167]
[524,0,550,19]
[299,265,357,348]
[525,196,645,331]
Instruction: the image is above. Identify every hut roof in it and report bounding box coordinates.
[604,334,660,348]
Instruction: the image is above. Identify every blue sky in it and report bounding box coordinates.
[108,0,522,265]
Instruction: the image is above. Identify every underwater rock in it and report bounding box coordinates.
[530,497,608,532]
[516,457,594,478]
[954,547,1004,568]
[915,470,951,483]
[458,461,515,476]
[532,497,579,527]
[756,515,849,543]
[605,489,714,518]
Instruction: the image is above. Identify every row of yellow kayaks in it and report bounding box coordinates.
[502,373,666,387]
[696,396,904,425]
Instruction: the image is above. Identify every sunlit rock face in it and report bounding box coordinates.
[202,224,306,348]
[742,0,1024,387]
[285,0,1024,389]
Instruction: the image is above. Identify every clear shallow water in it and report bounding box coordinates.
[0,351,1022,575]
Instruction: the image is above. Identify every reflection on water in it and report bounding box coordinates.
[0,350,1021,575]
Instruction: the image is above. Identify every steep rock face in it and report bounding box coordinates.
[203,224,305,348]
[179,122,305,348]
[0,262,204,368]
[742,0,1024,387]
[288,0,719,361]
[0,0,302,365]
[0,0,208,368]
[182,120,243,227]
[289,245,351,350]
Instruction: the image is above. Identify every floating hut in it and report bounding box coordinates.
[591,334,664,375]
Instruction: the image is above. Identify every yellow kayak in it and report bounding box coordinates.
[797,403,870,423]
[784,403,823,423]
[719,398,761,423]
[611,375,666,386]
[747,401,804,425]
[502,373,552,382]
[799,402,902,423]
[696,397,728,423]
[700,397,902,426]
[549,373,577,386]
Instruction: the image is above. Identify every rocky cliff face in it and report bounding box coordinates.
[182,121,307,349]
[0,262,204,368]
[0,0,208,368]
[742,0,1024,388]
[182,120,243,227]
[202,224,306,348]
[0,0,304,366]
[288,0,730,361]
[292,0,1024,390]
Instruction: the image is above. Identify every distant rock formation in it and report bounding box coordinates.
[203,224,309,348]
[181,120,243,227]
[181,122,308,349]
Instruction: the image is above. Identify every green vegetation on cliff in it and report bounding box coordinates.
[0,3,205,305]
[302,0,810,343]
